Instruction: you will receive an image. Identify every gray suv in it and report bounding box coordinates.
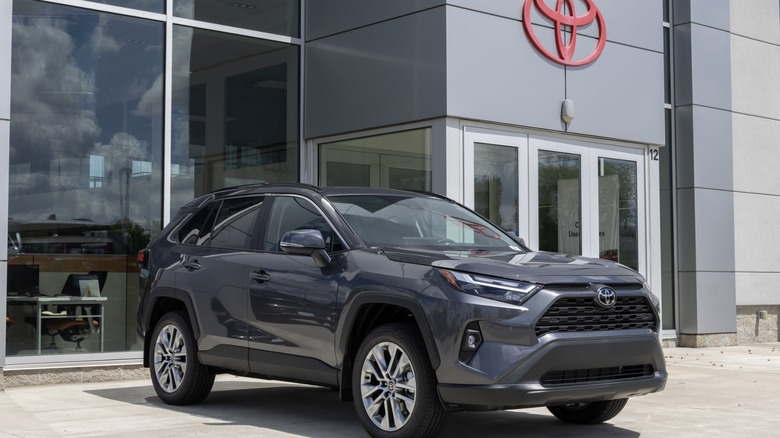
[137,184,666,437]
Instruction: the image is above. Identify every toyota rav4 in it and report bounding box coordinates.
[137,184,666,437]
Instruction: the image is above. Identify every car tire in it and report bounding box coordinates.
[547,398,628,424]
[352,323,448,438]
[149,311,215,405]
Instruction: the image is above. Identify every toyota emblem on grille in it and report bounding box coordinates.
[595,286,617,308]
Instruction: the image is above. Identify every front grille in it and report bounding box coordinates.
[535,295,657,337]
[541,364,655,386]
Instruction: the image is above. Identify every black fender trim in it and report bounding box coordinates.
[141,287,201,367]
[335,291,441,369]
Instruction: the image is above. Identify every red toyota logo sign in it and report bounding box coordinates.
[523,0,607,66]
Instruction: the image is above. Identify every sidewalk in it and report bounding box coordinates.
[1,342,778,437]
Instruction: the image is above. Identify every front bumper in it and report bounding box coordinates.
[437,333,667,409]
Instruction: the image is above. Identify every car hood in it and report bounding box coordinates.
[379,247,643,285]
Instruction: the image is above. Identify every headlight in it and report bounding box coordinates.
[436,268,540,305]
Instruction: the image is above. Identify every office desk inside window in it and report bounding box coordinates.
[7,296,107,354]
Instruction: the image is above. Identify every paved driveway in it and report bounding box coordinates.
[1,343,779,437]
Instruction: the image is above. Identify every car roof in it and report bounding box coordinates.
[209,183,438,199]
[179,183,444,211]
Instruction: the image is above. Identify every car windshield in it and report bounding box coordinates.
[329,194,524,251]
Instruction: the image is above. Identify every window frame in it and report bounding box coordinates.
[261,194,348,255]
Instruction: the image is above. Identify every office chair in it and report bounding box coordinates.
[43,272,106,351]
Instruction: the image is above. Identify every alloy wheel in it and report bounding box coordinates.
[359,341,418,432]
[153,323,187,393]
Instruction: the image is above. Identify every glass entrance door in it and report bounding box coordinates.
[529,136,646,272]
[464,128,529,240]
[597,157,641,271]
[536,149,583,255]
[464,130,646,276]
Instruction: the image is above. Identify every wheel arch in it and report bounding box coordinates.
[142,289,201,368]
[336,293,440,401]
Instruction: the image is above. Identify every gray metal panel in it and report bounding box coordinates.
[446,0,520,20]
[675,105,734,191]
[305,0,444,40]
[675,188,696,272]
[678,271,737,334]
[693,188,734,272]
[446,9,565,132]
[673,24,694,107]
[690,106,733,191]
[674,105,695,189]
[673,0,730,30]
[677,187,736,274]
[0,0,11,121]
[566,41,665,145]
[514,0,661,52]
[305,8,447,139]
[683,24,732,111]
[596,0,662,52]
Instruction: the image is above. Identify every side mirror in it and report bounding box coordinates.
[280,229,331,268]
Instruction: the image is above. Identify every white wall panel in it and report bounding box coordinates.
[734,193,780,273]
[731,114,780,195]
[729,0,780,45]
[731,36,780,120]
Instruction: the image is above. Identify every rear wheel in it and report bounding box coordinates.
[149,311,215,405]
[547,398,629,424]
[352,323,448,438]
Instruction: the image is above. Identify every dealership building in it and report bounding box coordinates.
[2,0,779,384]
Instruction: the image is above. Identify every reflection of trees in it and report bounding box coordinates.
[113,218,154,255]
[603,161,637,233]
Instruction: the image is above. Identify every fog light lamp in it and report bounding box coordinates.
[462,328,482,351]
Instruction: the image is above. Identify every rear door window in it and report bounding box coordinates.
[177,203,219,246]
[209,197,265,250]
[177,196,264,249]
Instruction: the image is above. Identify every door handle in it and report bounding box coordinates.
[250,270,271,283]
[183,261,201,271]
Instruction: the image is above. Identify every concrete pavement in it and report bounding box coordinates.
[1,342,778,437]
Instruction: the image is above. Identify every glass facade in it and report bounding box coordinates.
[4,0,300,361]
[319,129,432,191]
[89,0,164,13]
[173,0,299,37]
[170,26,299,217]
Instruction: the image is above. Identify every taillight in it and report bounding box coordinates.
[137,249,148,268]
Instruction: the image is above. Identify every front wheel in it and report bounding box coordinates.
[352,323,448,438]
[149,311,215,405]
[547,398,628,424]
